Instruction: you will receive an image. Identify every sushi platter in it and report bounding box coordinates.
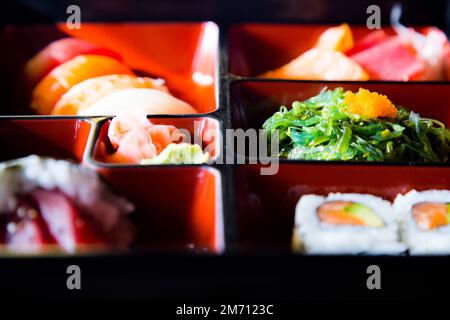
[1,0,450,304]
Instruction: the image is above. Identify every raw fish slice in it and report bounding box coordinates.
[6,198,55,253]
[349,37,426,81]
[24,37,122,87]
[315,23,354,52]
[261,48,368,80]
[32,189,107,253]
[6,219,49,254]
[0,156,134,254]
[52,74,168,115]
[412,202,450,230]
[31,54,133,115]
[345,30,388,56]
[79,88,197,116]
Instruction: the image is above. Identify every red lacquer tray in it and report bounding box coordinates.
[1,2,450,301]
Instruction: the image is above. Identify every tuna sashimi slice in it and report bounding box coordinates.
[5,199,55,253]
[6,219,49,253]
[32,189,107,253]
[345,30,389,56]
[349,37,426,81]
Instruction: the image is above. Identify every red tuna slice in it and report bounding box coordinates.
[5,200,55,253]
[24,38,123,88]
[31,189,107,253]
[6,220,49,253]
[345,30,389,56]
[349,36,426,81]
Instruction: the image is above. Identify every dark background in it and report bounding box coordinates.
[1,0,449,30]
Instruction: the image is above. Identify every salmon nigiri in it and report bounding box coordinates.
[24,37,122,88]
[52,74,168,115]
[31,54,133,115]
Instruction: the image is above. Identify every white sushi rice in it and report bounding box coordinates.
[293,193,405,254]
[0,155,134,249]
[394,189,450,255]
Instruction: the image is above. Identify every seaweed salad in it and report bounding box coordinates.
[263,88,450,162]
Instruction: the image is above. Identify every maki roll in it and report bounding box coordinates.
[293,193,405,254]
[0,155,134,254]
[394,190,450,255]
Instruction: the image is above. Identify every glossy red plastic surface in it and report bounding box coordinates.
[0,118,91,162]
[231,81,450,130]
[96,166,223,252]
[235,164,450,251]
[1,22,218,115]
[229,23,438,77]
[92,117,220,164]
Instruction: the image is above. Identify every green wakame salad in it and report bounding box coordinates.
[262,88,450,162]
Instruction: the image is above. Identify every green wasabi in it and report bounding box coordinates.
[140,143,209,165]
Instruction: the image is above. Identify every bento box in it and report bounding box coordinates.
[1,0,450,301]
[0,21,225,256]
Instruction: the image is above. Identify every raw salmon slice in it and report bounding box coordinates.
[412,202,450,230]
[317,201,384,227]
[317,201,365,226]
[315,23,354,52]
[24,37,122,87]
[31,54,133,115]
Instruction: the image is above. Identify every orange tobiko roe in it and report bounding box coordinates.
[343,88,398,119]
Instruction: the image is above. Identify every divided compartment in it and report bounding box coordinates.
[0,118,223,254]
[91,116,221,165]
[0,118,92,162]
[231,80,450,163]
[235,163,450,252]
[228,23,444,78]
[0,22,218,115]
[97,166,223,253]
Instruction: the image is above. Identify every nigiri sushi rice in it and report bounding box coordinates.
[293,193,405,254]
[394,190,450,255]
[0,155,134,254]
